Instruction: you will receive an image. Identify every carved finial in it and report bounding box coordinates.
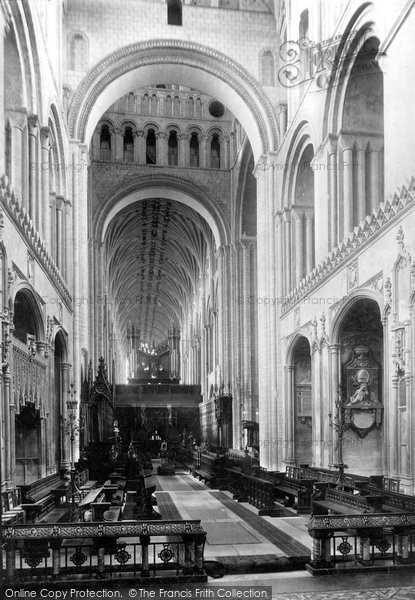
[384,277,392,304]
[396,225,405,250]
[320,312,327,339]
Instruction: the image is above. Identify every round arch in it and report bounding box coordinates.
[282,120,315,208]
[53,327,69,363]
[68,40,278,162]
[95,174,229,248]
[11,284,45,341]
[286,330,313,366]
[329,288,384,346]
[323,4,382,138]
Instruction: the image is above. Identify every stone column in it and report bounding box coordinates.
[293,210,304,284]
[177,133,187,167]
[113,127,122,161]
[391,371,400,477]
[305,210,314,274]
[157,131,167,165]
[341,136,354,238]
[92,127,101,161]
[135,130,145,164]
[56,195,64,271]
[242,240,252,422]
[328,136,338,250]
[200,134,208,168]
[78,144,89,392]
[9,397,16,488]
[223,136,230,169]
[283,211,291,293]
[60,363,71,469]
[284,365,296,463]
[64,199,72,282]
[255,161,275,468]
[368,138,383,214]
[8,111,25,204]
[40,415,47,478]
[329,344,339,467]
[50,193,56,260]
[28,116,39,226]
[311,346,321,467]
[40,127,51,248]
[355,140,366,223]
[278,103,288,137]
[3,370,12,487]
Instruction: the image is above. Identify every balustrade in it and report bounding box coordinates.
[307,513,415,574]
[2,520,207,584]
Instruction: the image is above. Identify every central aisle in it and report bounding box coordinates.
[152,463,312,563]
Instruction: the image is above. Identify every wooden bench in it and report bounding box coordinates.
[311,485,384,516]
[18,473,68,523]
[1,489,25,525]
[134,469,160,520]
[223,467,282,516]
[360,487,415,513]
[78,486,109,521]
[272,471,314,514]
[191,452,224,488]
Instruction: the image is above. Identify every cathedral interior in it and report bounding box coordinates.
[1,0,415,596]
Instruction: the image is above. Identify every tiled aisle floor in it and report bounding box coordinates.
[151,464,415,598]
[154,467,310,560]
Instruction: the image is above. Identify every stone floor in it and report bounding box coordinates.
[151,464,415,599]
[155,467,311,560]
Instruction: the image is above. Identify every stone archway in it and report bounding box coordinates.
[338,298,384,475]
[66,40,279,468]
[68,40,278,162]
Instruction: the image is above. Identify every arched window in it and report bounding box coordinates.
[261,50,275,86]
[151,94,158,114]
[299,10,312,78]
[127,92,135,112]
[189,133,199,167]
[146,129,157,164]
[100,124,111,161]
[188,97,195,118]
[165,95,172,116]
[142,94,150,114]
[195,98,202,118]
[173,96,180,116]
[70,33,88,71]
[299,9,309,40]
[168,131,178,166]
[210,134,221,169]
[123,127,134,162]
[167,0,182,26]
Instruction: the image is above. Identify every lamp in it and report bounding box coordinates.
[328,383,348,486]
[62,383,83,521]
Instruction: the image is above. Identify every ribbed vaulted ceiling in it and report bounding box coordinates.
[104,198,215,353]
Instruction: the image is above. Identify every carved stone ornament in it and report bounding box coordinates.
[344,345,382,438]
[347,261,359,291]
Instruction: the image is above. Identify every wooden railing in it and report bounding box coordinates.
[307,513,415,574]
[2,520,207,584]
